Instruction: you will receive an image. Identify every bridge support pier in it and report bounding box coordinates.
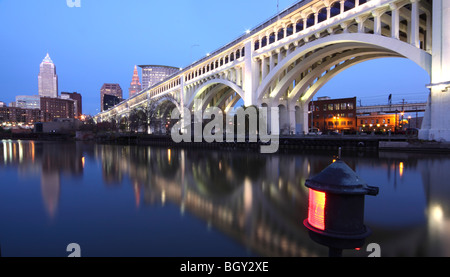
[419,0,450,142]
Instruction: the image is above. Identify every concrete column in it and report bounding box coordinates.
[426,11,432,52]
[419,0,450,142]
[373,11,381,35]
[269,52,275,71]
[261,56,268,80]
[390,3,399,39]
[296,102,309,134]
[410,0,420,48]
[236,66,242,86]
[243,40,257,106]
[356,16,367,33]
[287,105,296,135]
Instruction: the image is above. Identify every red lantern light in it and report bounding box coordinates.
[308,189,326,231]
[303,158,379,256]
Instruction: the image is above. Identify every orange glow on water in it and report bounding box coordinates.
[399,162,404,177]
[308,189,326,231]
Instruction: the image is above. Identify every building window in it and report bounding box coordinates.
[341,103,347,110]
[328,104,334,111]
[347,103,354,109]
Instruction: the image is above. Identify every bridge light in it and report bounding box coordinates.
[304,157,379,256]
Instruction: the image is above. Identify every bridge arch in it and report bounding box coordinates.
[186,78,244,113]
[256,33,432,102]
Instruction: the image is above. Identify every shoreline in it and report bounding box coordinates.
[2,132,450,154]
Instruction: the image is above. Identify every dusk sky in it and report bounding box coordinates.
[0,0,431,116]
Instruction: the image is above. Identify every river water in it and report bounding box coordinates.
[0,139,449,257]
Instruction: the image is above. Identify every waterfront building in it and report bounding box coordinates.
[40,97,75,122]
[138,65,179,90]
[100,84,123,112]
[15,95,41,110]
[0,102,7,107]
[357,113,398,133]
[103,94,122,112]
[0,106,43,124]
[309,97,357,133]
[61,92,82,119]
[129,65,142,98]
[38,53,58,98]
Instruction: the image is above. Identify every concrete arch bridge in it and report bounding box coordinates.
[95,0,450,142]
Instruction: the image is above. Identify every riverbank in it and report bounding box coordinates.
[93,133,450,153]
[2,132,450,153]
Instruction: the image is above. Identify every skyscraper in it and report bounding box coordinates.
[129,65,142,98]
[100,83,123,112]
[139,65,179,90]
[38,53,58,98]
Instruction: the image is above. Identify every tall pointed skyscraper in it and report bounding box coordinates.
[38,53,58,98]
[129,65,142,98]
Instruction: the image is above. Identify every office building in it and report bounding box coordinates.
[138,65,179,89]
[103,94,122,112]
[40,97,75,122]
[38,53,58,98]
[15,95,41,110]
[309,97,357,133]
[61,92,82,119]
[0,107,43,124]
[100,84,122,112]
[129,65,142,98]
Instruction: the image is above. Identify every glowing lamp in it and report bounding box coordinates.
[304,159,379,255]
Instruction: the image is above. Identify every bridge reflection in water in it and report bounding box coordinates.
[1,140,450,257]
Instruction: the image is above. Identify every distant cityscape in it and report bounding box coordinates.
[0,53,425,135]
[0,53,179,134]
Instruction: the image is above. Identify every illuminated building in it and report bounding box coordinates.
[0,107,43,124]
[38,53,58,98]
[308,97,357,133]
[100,83,122,112]
[103,94,122,112]
[61,92,82,119]
[139,65,179,90]
[15,95,41,110]
[128,65,142,98]
[40,97,75,121]
[357,113,398,133]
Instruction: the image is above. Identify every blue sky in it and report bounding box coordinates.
[0,0,431,115]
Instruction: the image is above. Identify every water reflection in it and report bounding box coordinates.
[1,139,450,257]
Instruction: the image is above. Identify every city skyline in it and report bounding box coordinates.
[0,0,431,116]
